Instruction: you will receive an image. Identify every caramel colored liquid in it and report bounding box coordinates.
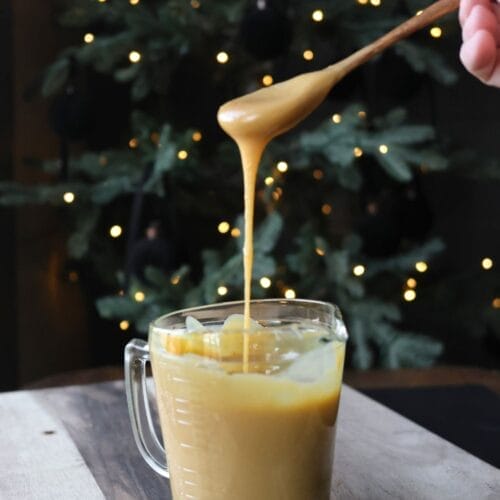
[217,68,341,370]
[150,333,345,500]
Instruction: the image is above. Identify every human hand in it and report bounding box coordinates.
[460,0,500,86]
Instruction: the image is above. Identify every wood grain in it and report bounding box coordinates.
[33,381,500,500]
[0,391,104,499]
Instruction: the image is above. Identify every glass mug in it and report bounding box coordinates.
[125,299,348,500]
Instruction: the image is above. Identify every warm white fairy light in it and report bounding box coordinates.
[128,137,138,149]
[353,264,366,277]
[353,147,363,158]
[119,320,130,331]
[130,0,140,4]
[370,0,381,6]
[216,51,229,64]
[311,9,324,22]
[284,288,296,299]
[379,144,389,154]
[217,285,228,296]
[404,289,416,302]
[332,114,342,124]
[264,176,274,186]
[321,203,332,215]
[358,110,367,119]
[415,261,428,273]
[313,169,324,180]
[171,275,181,285]
[84,33,94,44]
[430,26,442,38]
[134,291,145,302]
[218,221,230,234]
[262,74,273,86]
[406,278,417,289]
[177,150,188,160]
[98,0,106,3]
[357,0,369,4]
[260,277,272,288]
[303,50,314,61]
[481,257,493,270]
[230,227,241,238]
[315,247,325,256]
[416,10,423,16]
[109,225,122,238]
[63,192,75,204]
[192,131,202,142]
[493,297,500,309]
[191,0,201,8]
[277,161,288,172]
[129,51,141,63]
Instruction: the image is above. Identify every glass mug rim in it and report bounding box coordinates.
[149,298,348,343]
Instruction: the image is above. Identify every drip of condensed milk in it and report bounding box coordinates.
[217,66,347,370]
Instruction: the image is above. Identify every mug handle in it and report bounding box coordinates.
[124,339,169,478]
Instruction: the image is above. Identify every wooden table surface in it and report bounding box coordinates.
[1,381,499,499]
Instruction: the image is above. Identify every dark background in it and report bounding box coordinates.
[1,0,499,390]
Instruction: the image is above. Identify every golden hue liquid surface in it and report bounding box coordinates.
[150,331,345,500]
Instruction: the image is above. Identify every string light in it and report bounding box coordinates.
[315,247,325,256]
[332,114,342,124]
[130,0,140,4]
[120,320,130,331]
[218,221,230,234]
[481,257,493,270]
[379,144,389,154]
[277,161,288,172]
[191,0,201,8]
[284,289,296,299]
[272,188,282,201]
[303,50,315,61]
[260,277,272,288]
[98,0,106,3]
[353,147,363,158]
[353,265,366,277]
[128,137,138,149]
[358,110,367,119]
[406,278,417,289]
[171,275,181,285]
[63,192,75,204]
[129,51,141,63]
[216,51,229,64]
[177,150,188,160]
[311,9,324,22]
[313,169,324,180]
[430,26,442,38]
[357,0,369,4]
[370,0,381,6]
[217,285,228,296]
[262,74,273,86]
[134,291,145,302]
[84,33,94,44]
[415,261,428,273]
[230,227,241,238]
[68,271,79,283]
[416,10,423,16]
[192,131,202,142]
[264,176,274,186]
[493,297,500,309]
[109,225,122,238]
[321,203,332,215]
[404,289,416,302]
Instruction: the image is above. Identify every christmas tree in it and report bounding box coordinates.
[2,0,498,369]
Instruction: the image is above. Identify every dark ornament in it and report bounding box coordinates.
[239,1,292,60]
[129,221,175,284]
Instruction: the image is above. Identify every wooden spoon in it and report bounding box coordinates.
[218,0,459,143]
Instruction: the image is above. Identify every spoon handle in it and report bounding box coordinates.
[335,0,459,75]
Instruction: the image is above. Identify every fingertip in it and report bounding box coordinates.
[460,29,497,78]
[459,0,492,26]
